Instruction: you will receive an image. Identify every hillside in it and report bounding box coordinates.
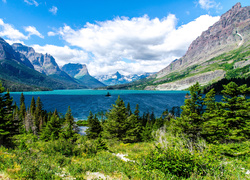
[108,3,250,90]
[12,43,81,86]
[0,38,87,91]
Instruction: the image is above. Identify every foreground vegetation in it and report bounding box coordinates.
[0,81,250,179]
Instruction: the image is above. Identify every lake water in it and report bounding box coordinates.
[9,89,189,120]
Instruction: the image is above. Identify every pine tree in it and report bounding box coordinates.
[40,114,61,141]
[0,84,16,146]
[134,104,140,117]
[140,119,153,142]
[30,96,36,115]
[174,82,204,139]
[34,97,43,131]
[153,116,164,130]
[19,93,26,120]
[220,82,250,142]
[202,88,226,143]
[62,106,76,139]
[102,96,128,141]
[124,114,141,143]
[85,111,102,139]
[126,103,132,117]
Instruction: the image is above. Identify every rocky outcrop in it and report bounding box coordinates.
[157,3,250,79]
[61,63,89,78]
[12,43,76,83]
[150,70,225,90]
[0,38,34,69]
[62,63,105,88]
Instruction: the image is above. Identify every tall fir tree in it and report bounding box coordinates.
[34,97,43,131]
[126,103,132,117]
[40,114,61,141]
[173,82,204,139]
[102,96,128,141]
[0,84,17,146]
[19,93,26,120]
[134,104,140,117]
[124,114,142,143]
[85,111,102,139]
[202,89,226,143]
[30,96,36,115]
[62,106,76,139]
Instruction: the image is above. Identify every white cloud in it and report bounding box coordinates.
[198,0,220,10]
[24,0,39,6]
[48,31,57,36]
[6,39,25,45]
[51,14,219,76]
[0,19,28,40]
[24,26,44,38]
[32,44,89,66]
[2,0,6,3]
[49,6,58,15]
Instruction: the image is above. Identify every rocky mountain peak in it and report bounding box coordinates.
[0,38,34,69]
[12,43,61,75]
[157,3,250,79]
[61,63,89,78]
[12,43,35,54]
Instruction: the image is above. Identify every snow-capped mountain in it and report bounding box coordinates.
[95,71,155,86]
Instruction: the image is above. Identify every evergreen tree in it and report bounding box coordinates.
[124,114,141,143]
[34,97,43,131]
[86,111,102,139]
[0,84,16,146]
[153,116,164,130]
[62,106,76,139]
[221,82,250,141]
[202,89,226,143]
[30,96,36,115]
[173,82,204,139]
[19,93,26,120]
[126,103,132,117]
[40,114,61,141]
[140,119,153,142]
[102,96,128,141]
[134,104,140,117]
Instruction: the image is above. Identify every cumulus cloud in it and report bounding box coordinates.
[198,0,220,10]
[0,19,28,40]
[32,44,89,66]
[24,26,44,38]
[49,6,58,15]
[50,14,219,76]
[24,0,39,6]
[5,39,25,45]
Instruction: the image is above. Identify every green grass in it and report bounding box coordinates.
[0,133,250,179]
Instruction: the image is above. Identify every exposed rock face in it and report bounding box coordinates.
[12,43,75,82]
[0,38,34,69]
[62,63,105,88]
[148,70,225,90]
[157,3,250,79]
[61,63,89,78]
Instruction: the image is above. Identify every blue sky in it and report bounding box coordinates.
[0,0,249,76]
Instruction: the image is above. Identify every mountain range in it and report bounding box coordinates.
[105,3,249,90]
[0,39,105,91]
[95,71,154,86]
[0,3,249,91]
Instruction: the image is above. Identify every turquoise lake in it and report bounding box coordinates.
[10,89,189,120]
